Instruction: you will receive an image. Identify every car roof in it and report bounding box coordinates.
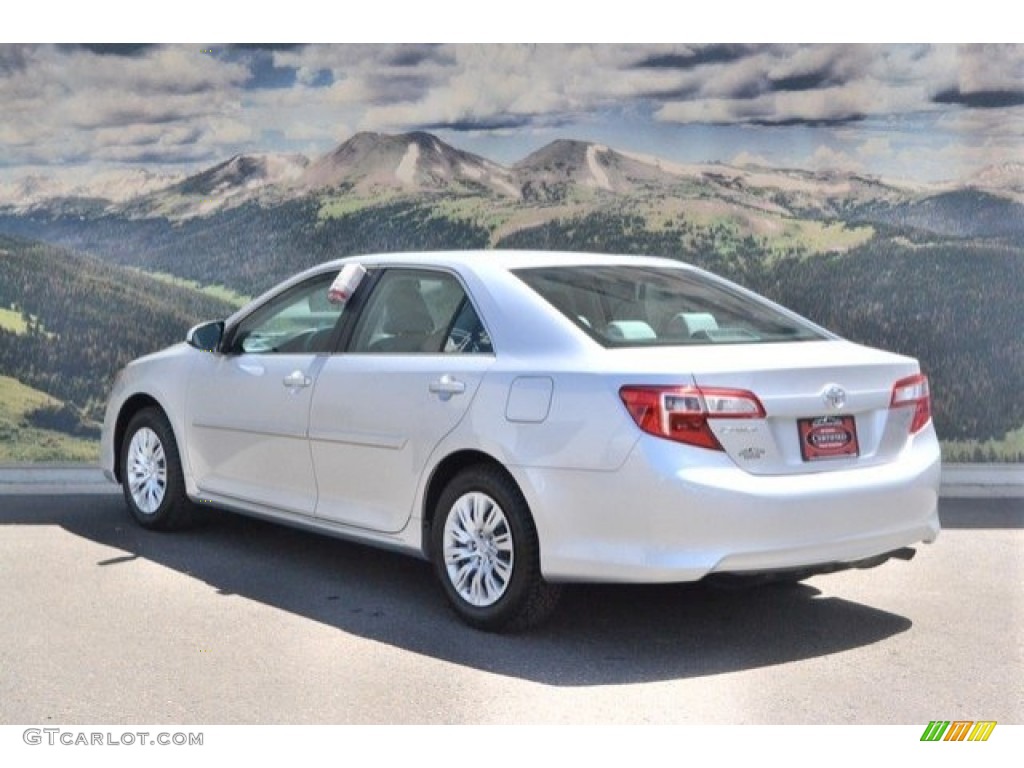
[322,249,695,273]
[245,252,699,309]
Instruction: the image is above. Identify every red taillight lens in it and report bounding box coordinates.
[890,374,931,434]
[619,385,765,450]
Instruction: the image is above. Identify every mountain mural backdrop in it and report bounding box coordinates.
[0,131,1021,461]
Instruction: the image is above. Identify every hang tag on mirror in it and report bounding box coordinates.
[328,263,367,303]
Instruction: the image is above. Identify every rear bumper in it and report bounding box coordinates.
[516,429,941,583]
[704,546,918,587]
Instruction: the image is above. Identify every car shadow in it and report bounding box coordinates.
[2,494,914,686]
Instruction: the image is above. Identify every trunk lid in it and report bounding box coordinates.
[614,340,923,475]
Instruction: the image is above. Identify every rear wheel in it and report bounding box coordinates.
[120,407,204,530]
[431,465,561,632]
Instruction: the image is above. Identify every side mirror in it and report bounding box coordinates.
[186,320,225,353]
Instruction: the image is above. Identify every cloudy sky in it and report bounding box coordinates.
[2,42,1022,185]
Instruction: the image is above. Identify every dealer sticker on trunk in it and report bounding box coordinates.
[798,415,860,461]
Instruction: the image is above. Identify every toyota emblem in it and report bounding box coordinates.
[823,384,847,410]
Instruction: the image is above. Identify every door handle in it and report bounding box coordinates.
[429,374,466,400]
[283,370,312,389]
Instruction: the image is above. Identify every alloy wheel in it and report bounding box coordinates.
[126,426,167,515]
[442,491,515,607]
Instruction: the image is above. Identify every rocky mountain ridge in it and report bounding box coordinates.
[6,131,1020,221]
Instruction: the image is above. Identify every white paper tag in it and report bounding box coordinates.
[328,263,367,303]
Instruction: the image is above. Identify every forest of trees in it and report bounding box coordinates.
[496,210,782,286]
[0,198,1021,458]
[852,189,1024,241]
[0,235,234,424]
[497,210,1023,448]
[0,199,491,297]
[758,239,1023,445]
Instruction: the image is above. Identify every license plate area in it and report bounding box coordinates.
[798,415,859,461]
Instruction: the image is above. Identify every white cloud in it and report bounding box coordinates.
[359,45,619,129]
[809,145,863,174]
[731,151,772,167]
[857,137,893,158]
[0,45,251,167]
[938,106,1024,142]
[953,44,1024,94]
[1,43,1022,182]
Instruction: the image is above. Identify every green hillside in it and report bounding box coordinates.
[757,238,1024,447]
[0,199,493,297]
[0,375,98,462]
[0,235,236,425]
[1,187,1022,461]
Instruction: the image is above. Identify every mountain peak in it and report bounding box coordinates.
[172,152,309,197]
[514,139,598,169]
[301,131,518,197]
[969,162,1024,191]
[513,138,681,198]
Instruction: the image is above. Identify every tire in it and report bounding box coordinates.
[119,407,204,531]
[431,465,561,632]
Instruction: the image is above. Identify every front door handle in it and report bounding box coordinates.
[283,370,312,389]
[429,374,466,400]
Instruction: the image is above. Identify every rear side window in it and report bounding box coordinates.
[350,269,492,354]
[514,265,826,347]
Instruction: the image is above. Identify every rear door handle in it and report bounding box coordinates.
[429,374,466,400]
[283,370,312,389]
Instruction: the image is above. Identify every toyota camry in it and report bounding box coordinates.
[101,251,941,631]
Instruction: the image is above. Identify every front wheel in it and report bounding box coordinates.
[120,407,204,531]
[431,465,561,632]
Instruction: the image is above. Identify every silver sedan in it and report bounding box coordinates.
[101,251,941,631]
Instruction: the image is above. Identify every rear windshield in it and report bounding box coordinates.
[513,265,827,347]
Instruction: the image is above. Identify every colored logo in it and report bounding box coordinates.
[921,720,997,741]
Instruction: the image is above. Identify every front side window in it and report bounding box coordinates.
[350,269,492,354]
[514,265,826,347]
[231,272,349,355]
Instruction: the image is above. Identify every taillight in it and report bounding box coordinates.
[890,374,931,434]
[619,385,765,450]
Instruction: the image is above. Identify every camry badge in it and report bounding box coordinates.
[822,384,847,411]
